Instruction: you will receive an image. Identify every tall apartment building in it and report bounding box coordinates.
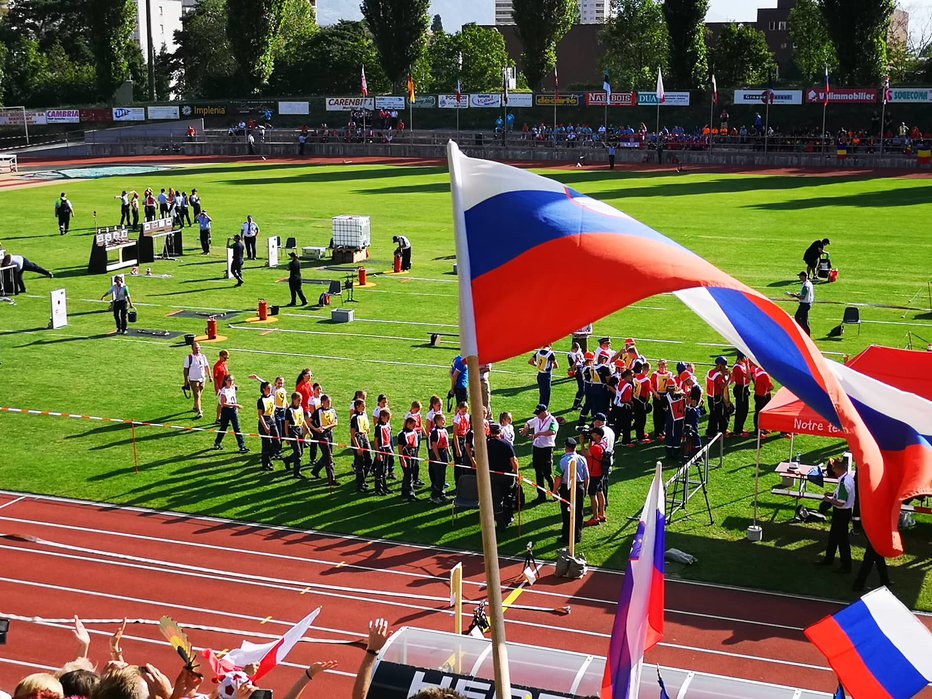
[496,0,612,25]
[133,0,186,66]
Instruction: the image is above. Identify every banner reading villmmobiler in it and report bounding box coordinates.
[805,88,878,104]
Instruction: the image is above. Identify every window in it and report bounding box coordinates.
[778,21,787,30]
[768,21,776,30]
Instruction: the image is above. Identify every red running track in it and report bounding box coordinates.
[0,492,928,697]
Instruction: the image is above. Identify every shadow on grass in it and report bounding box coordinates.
[750,185,932,211]
[221,166,444,188]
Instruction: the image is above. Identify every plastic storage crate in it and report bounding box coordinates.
[332,216,371,250]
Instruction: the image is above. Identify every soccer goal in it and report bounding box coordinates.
[0,153,18,174]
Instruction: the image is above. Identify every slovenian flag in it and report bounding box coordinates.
[446,141,931,558]
[601,463,665,698]
[656,67,665,103]
[603,71,612,99]
[224,608,321,682]
[805,588,932,698]
[360,65,368,97]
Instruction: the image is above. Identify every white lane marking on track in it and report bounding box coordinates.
[0,573,832,676]
[0,496,25,511]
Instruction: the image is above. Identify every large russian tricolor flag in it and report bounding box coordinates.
[600,463,665,698]
[805,587,932,698]
[447,141,931,558]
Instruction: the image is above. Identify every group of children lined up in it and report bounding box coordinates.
[225,364,515,506]
[531,336,775,460]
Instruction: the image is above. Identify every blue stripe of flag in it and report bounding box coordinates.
[835,601,929,697]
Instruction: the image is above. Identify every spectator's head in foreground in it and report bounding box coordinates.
[59,670,99,699]
[412,691,466,699]
[14,674,63,699]
[90,666,146,699]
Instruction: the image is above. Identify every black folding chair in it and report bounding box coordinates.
[842,306,861,335]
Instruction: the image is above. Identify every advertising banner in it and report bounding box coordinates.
[231,100,274,115]
[372,662,577,699]
[278,101,309,115]
[470,93,503,108]
[375,96,406,110]
[438,94,469,109]
[45,109,81,124]
[585,92,637,107]
[733,89,803,105]
[535,94,581,106]
[411,95,437,108]
[888,88,932,103]
[80,108,113,123]
[805,88,877,104]
[325,97,375,111]
[181,104,229,118]
[504,92,533,107]
[147,105,180,120]
[112,107,146,121]
[637,91,690,106]
[0,109,48,126]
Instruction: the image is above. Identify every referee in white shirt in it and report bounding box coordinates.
[241,215,260,260]
[791,271,814,336]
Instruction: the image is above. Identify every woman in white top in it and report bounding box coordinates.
[100,275,133,335]
[213,375,249,453]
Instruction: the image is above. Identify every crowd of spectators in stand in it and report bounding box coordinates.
[3,617,470,699]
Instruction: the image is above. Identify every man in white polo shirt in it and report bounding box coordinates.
[791,270,815,336]
[521,403,558,504]
[241,215,260,261]
[183,342,212,419]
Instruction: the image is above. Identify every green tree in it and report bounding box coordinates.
[360,0,430,91]
[789,0,836,83]
[662,0,709,88]
[268,0,319,93]
[512,0,578,90]
[431,13,443,34]
[227,0,288,93]
[428,23,511,93]
[818,0,894,84]
[275,20,389,95]
[711,23,775,86]
[87,0,137,100]
[173,0,236,98]
[601,0,669,91]
[154,44,174,100]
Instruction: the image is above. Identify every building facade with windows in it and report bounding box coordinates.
[496,0,612,25]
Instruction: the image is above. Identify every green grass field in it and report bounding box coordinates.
[1,160,929,610]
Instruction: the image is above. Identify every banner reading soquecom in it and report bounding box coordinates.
[889,88,932,103]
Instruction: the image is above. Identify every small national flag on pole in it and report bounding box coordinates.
[502,66,509,105]
[711,74,718,105]
[884,72,892,104]
[456,52,463,102]
[656,67,665,103]
[601,462,666,698]
[407,73,416,103]
[554,65,560,98]
[225,608,322,682]
[804,587,932,699]
[603,71,612,100]
[456,78,462,102]
[360,65,368,97]
[823,65,830,106]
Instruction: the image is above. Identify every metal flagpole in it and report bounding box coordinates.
[448,141,512,699]
[709,86,714,153]
[764,96,771,154]
[655,102,660,142]
[457,52,462,133]
[820,99,827,159]
[880,73,888,155]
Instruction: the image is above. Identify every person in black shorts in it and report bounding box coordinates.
[229,234,245,286]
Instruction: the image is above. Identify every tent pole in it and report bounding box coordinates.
[753,429,762,526]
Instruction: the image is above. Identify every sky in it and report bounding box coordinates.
[318,0,932,45]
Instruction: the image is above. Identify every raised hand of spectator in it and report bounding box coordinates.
[367,618,390,653]
[234,682,255,699]
[142,663,174,699]
[110,618,127,661]
[170,667,204,699]
[73,615,90,658]
[306,660,337,679]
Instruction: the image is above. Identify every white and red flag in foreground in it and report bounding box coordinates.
[225,608,322,682]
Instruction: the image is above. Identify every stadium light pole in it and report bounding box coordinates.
[146,0,156,101]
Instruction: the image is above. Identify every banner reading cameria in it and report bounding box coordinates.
[535,94,581,106]
[637,91,690,106]
[889,88,932,103]
[438,95,470,109]
[585,92,637,107]
[45,109,81,124]
[734,89,802,105]
[805,88,877,104]
[147,105,180,120]
[325,97,375,111]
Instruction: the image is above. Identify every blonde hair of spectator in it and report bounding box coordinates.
[14,674,64,699]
